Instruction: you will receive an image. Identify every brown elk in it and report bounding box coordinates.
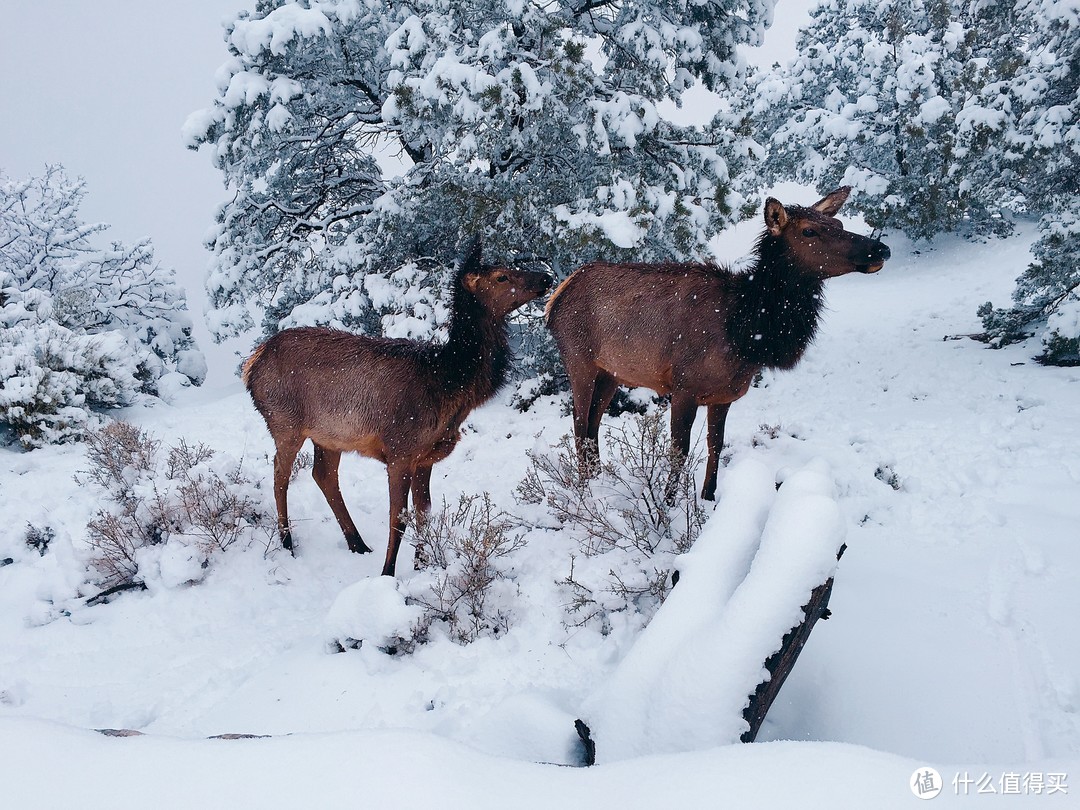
[545,186,890,501]
[243,239,552,576]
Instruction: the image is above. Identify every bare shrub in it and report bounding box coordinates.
[82,422,168,586]
[557,555,605,631]
[168,438,271,553]
[402,493,526,648]
[83,421,158,491]
[518,410,707,630]
[79,421,274,590]
[516,432,590,516]
[259,448,311,482]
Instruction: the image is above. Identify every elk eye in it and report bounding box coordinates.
[497,274,509,283]
[802,228,817,238]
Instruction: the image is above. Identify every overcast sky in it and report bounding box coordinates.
[0,2,809,386]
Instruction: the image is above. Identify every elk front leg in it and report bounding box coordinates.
[666,392,699,504]
[312,443,372,554]
[382,464,413,577]
[701,402,731,501]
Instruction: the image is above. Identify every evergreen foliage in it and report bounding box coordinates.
[0,167,205,447]
[750,0,1078,364]
[977,0,1080,362]
[750,0,1022,240]
[980,203,1080,365]
[186,0,773,348]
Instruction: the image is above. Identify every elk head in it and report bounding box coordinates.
[462,265,553,317]
[765,186,891,278]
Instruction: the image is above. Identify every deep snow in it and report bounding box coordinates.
[2,223,1079,807]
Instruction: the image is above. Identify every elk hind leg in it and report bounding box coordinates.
[272,434,304,554]
[587,371,619,450]
[312,443,372,554]
[568,365,602,474]
[410,464,433,569]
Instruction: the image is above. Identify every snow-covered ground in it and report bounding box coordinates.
[2,225,1078,807]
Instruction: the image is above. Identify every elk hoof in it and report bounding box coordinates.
[281,530,295,555]
[346,533,373,555]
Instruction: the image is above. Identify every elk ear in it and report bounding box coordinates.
[460,233,483,276]
[765,198,788,236]
[462,272,482,293]
[812,186,851,216]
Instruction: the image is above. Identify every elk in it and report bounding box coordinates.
[243,239,552,576]
[545,186,890,501]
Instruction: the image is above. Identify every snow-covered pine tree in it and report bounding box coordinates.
[979,0,1080,364]
[752,0,1020,240]
[979,202,1080,363]
[0,166,205,447]
[952,0,1031,227]
[186,0,772,354]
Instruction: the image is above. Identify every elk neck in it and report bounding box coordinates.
[726,232,826,370]
[436,283,512,403]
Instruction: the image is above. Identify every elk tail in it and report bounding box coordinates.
[543,272,578,325]
[241,343,267,390]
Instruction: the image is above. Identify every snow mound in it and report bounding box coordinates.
[324,577,423,651]
[460,691,585,766]
[138,543,209,591]
[582,458,846,762]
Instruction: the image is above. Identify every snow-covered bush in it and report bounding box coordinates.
[325,577,425,654]
[517,411,707,631]
[79,422,274,590]
[0,321,140,446]
[23,524,55,557]
[1042,291,1080,366]
[981,207,1080,365]
[0,166,204,447]
[402,493,527,648]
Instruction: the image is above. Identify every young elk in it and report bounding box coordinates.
[244,240,552,576]
[545,186,890,501]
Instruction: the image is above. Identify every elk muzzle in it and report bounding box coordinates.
[528,271,554,294]
[856,240,891,274]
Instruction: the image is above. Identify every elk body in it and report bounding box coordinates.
[545,187,891,501]
[244,242,551,576]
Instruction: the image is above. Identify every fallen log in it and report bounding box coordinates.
[574,459,847,764]
[85,580,147,607]
[740,573,836,742]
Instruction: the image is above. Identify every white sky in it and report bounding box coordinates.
[0,2,810,386]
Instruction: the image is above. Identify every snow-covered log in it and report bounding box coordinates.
[741,561,840,743]
[578,458,846,763]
